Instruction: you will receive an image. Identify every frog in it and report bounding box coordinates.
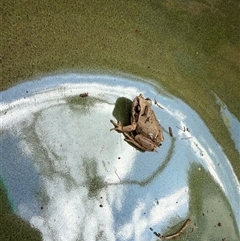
[110,94,164,151]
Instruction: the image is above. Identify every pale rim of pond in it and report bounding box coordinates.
[1,72,239,240]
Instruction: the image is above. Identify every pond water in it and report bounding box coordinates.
[1,73,239,240]
[1,0,240,240]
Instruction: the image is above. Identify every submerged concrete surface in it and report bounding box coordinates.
[1,73,239,240]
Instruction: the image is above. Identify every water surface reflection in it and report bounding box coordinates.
[1,73,239,240]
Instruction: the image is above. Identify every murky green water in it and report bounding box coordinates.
[1,0,239,240]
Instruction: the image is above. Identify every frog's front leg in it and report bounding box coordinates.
[110,120,137,132]
[123,133,157,152]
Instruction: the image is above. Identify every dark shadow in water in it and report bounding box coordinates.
[67,95,108,113]
[112,97,132,126]
[67,95,99,106]
[0,179,42,241]
[82,158,106,199]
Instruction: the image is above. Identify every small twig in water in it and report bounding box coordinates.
[115,170,121,182]
[181,137,192,140]
[154,99,165,109]
[168,127,173,137]
[176,126,184,132]
[154,93,164,109]
[152,219,192,240]
[176,126,190,132]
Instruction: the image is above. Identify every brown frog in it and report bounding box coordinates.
[110,94,164,151]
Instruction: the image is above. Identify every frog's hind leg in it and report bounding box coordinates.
[123,132,146,152]
[110,120,137,132]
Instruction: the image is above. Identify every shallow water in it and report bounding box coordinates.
[1,73,239,240]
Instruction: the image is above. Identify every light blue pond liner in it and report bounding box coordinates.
[1,73,239,240]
